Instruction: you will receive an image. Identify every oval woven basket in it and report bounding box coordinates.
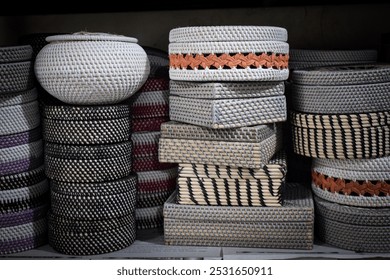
[35,32,150,105]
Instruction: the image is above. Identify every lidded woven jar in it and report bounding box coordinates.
[35,32,150,105]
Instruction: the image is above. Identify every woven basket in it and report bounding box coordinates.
[138,78,169,93]
[0,165,45,191]
[0,88,38,107]
[0,193,48,215]
[177,151,286,206]
[159,122,282,168]
[137,190,174,208]
[137,167,177,193]
[292,64,390,86]
[131,90,169,119]
[0,179,49,205]
[170,95,286,129]
[131,131,160,158]
[289,60,376,70]
[0,155,43,177]
[289,49,378,62]
[0,61,34,93]
[135,205,163,229]
[292,83,390,114]
[0,100,40,136]
[0,140,43,167]
[0,45,33,63]
[35,32,150,105]
[164,183,314,249]
[0,203,48,228]
[133,155,176,172]
[0,127,42,149]
[143,46,169,79]
[132,117,169,132]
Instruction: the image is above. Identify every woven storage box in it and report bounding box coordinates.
[132,117,169,132]
[131,131,160,158]
[131,91,169,119]
[177,151,286,206]
[135,205,163,229]
[169,26,289,82]
[143,46,169,78]
[314,196,390,253]
[137,167,177,193]
[159,121,282,168]
[164,183,314,249]
[169,94,286,129]
[35,32,150,105]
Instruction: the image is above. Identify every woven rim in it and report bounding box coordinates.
[132,131,160,157]
[50,174,137,196]
[291,111,390,129]
[0,179,49,204]
[312,183,390,207]
[45,153,132,183]
[315,214,390,253]
[292,125,390,159]
[137,190,174,208]
[42,103,131,120]
[49,217,136,255]
[169,26,288,43]
[312,170,389,197]
[0,126,42,150]
[43,118,130,145]
[0,203,48,228]
[291,82,390,114]
[137,167,178,193]
[169,95,286,129]
[164,183,313,222]
[0,61,34,93]
[0,234,47,255]
[292,64,390,86]
[51,187,136,220]
[0,88,38,107]
[314,195,390,226]
[46,32,138,43]
[133,156,176,172]
[0,140,43,165]
[0,100,40,136]
[170,80,284,99]
[0,218,47,241]
[45,141,132,160]
[289,49,378,62]
[0,45,33,63]
[132,117,169,132]
[138,78,169,92]
[0,165,45,190]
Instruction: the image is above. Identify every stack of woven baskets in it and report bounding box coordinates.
[34,32,150,255]
[130,47,177,230]
[159,26,314,249]
[291,64,390,252]
[0,45,49,254]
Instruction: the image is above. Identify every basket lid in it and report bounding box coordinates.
[46,32,138,43]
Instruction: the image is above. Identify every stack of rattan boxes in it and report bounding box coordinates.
[291,64,390,252]
[130,47,177,230]
[0,45,49,254]
[34,33,150,255]
[159,26,315,249]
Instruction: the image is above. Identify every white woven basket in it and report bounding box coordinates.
[35,32,150,105]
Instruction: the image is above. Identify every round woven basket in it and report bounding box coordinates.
[0,61,34,93]
[0,127,42,149]
[0,203,48,228]
[0,88,37,107]
[0,45,33,63]
[35,32,150,105]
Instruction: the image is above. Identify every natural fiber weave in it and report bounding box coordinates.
[35,33,150,105]
[312,157,390,182]
[164,183,314,249]
[314,196,390,226]
[177,152,286,206]
[139,78,169,92]
[0,156,43,177]
[50,175,137,196]
[0,234,47,255]
[42,104,131,120]
[312,183,390,207]
[170,80,284,99]
[137,167,177,193]
[169,26,288,43]
[131,90,169,106]
[292,125,390,159]
[0,218,47,241]
[289,60,376,70]
[132,131,160,157]
[0,140,43,166]
[0,127,42,149]
[51,187,136,220]
[135,206,163,229]
[289,49,378,62]
[45,141,132,160]
[45,153,132,183]
[315,214,390,253]
[291,111,390,130]
[169,95,286,128]
[292,82,390,114]
[49,216,136,255]
[137,190,174,208]
[0,165,45,190]
[292,64,390,86]
[0,45,33,63]
[0,61,34,93]
[43,118,130,145]
[132,117,169,132]
[133,156,176,172]
[0,194,48,214]
[0,204,48,228]
[0,88,38,107]
[0,100,40,136]
[0,179,49,204]
[131,103,169,119]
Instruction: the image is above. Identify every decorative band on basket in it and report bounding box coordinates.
[169,53,289,70]
[312,170,389,197]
